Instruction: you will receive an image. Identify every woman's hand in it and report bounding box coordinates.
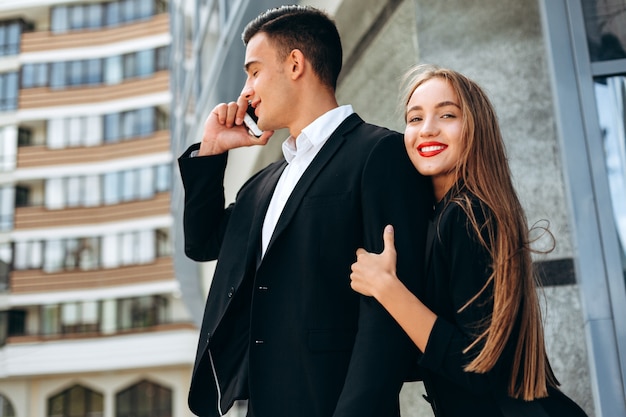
[350,225,399,299]
[351,224,437,352]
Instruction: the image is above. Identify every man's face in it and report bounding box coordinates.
[242,33,294,132]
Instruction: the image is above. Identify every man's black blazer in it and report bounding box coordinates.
[178,113,432,417]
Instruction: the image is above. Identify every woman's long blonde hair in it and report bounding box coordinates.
[403,64,558,400]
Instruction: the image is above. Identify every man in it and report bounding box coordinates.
[178,5,431,417]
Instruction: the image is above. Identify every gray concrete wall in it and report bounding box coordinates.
[328,0,594,415]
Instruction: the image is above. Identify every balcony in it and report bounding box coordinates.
[14,191,170,230]
[16,129,170,168]
[20,13,169,54]
[10,256,174,294]
[18,70,169,110]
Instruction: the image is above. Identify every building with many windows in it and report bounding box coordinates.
[170,0,626,416]
[0,0,196,416]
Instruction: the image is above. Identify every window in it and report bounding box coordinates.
[86,58,102,84]
[0,72,18,111]
[136,49,154,77]
[155,164,171,192]
[7,310,26,336]
[0,126,17,171]
[18,127,33,146]
[0,187,14,231]
[41,304,60,335]
[14,228,164,272]
[61,301,100,333]
[594,75,626,279]
[14,241,43,270]
[117,296,167,330]
[105,55,122,84]
[0,243,10,292]
[51,6,69,33]
[50,62,66,89]
[582,0,626,61]
[0,21,21,57]
[115,380,172,417]
[48,385,103,417]
[21,63,48,88]
[14,185,28,207]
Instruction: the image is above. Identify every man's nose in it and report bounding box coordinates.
[240,86,253,100]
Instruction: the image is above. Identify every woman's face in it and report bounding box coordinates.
[404,77,464,201]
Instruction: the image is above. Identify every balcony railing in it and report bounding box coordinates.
[21,13,170,54]
[10,256,174,293]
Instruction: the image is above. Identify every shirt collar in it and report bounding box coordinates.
[282,105,354,163]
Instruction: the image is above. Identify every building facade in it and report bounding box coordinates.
[169,0,625,417]
[0,0,196,416]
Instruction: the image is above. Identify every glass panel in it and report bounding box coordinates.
[0,187,14,231]
[6,22,20,56]
[22,64,35,88]
[137,166,155,199]
[101,234,120,268]
[595,74,626,281]
[68,116,83,147]
[582,0,626,61]
[44,240,64,272]
[66,177,81,207]
[0,126,17,172]
[45,178,65,209]
[84,175,101,207]
[155,164,171,192]
[121,170,137,201]
[69,60,83,86]
[137,107,154,136]
[105,55,122,84]
[103,171,121,205]
[47,118,66,149]
[51,6,69,33]
[85,115,102,146]
[104,113,121,142]
[70,5,85,30]
[106,1,121,27]
[41,304,60,335]
[86,4,103,29]
[86,58,102,84]
[50,62,66,88]
[36,63,48,87]
[136,49,154,77]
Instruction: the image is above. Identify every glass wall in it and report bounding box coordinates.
[594,75,626,280]
[13,228,172,272]
[582,0,626,61]
[22,47,169,90]
[50,0,166,33]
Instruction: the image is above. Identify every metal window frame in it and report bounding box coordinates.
[539,1,626,415]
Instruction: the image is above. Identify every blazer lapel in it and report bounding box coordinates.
[262,114,361,257]
[247,160,287,263]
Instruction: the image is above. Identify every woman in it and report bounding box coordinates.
[350,64,588,417]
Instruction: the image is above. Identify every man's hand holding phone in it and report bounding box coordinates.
[198,98,273,156]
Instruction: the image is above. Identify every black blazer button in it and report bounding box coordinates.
[227,287,235,298]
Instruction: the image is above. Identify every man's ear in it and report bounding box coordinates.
[288,49,305,80]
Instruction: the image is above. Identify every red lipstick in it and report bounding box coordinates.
[417,141,447,157]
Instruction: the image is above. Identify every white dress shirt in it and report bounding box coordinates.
[261,105,354,257]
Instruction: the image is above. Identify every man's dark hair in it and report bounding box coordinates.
[242,5,342,90]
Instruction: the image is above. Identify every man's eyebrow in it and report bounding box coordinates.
[244,61,258,72]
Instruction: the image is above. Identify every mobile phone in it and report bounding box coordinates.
[243,106,263,137]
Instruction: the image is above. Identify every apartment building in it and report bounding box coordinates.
[0,0,196,416]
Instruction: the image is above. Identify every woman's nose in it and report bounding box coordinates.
[420,117,439,137]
